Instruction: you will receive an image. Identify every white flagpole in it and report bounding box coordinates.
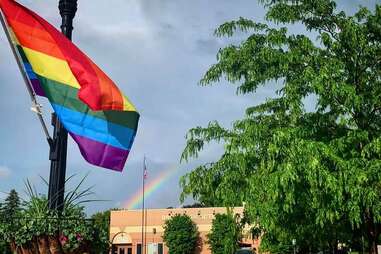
[0,9,52,144]
[141,156,146,254]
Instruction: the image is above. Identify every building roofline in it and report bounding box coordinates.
[111,206,244,213]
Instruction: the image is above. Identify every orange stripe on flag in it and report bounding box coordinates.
[8,19,65,60]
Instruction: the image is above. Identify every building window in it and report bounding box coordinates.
[158,243,163,254]
[137,244,142,254]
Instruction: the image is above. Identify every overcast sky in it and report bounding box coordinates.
[0,0,378,214]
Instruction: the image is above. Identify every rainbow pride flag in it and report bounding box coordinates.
[0,0,139,171]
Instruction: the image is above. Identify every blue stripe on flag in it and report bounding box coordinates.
[52,103,136,150]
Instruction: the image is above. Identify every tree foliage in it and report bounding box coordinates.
[0,189,21,251]
[91,210,111,254]
[208,213,242,254]
[180,1,381,254]
[182,203,205,208]
[163,214,199,254]
[2,189,21,222]
[0,190,20,254]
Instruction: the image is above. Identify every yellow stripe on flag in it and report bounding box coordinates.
[123,96,137,112]
[22,46,80,89]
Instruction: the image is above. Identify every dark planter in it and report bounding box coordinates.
[37,235,52,254]
[48,235,64,254]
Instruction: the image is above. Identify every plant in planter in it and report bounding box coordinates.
[59,204,93,253]
[0,175,101,254]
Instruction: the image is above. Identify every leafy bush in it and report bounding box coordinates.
[163,214,199,254]
[207,213,242,254]
[91,210,111,254]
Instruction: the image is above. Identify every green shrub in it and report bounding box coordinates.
[163,214,199,254]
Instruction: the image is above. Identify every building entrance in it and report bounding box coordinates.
[117,245,132,254]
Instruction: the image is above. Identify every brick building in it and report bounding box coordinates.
[110,207,259,254]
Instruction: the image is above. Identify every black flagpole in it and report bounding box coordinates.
[48,0,77,211]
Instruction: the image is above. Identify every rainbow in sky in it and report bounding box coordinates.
[123,165,178,209]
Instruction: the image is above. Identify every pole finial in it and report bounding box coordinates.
[58,0,78,39]
[58,0,78,18]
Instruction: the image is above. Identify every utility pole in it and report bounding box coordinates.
[48,0,77,211]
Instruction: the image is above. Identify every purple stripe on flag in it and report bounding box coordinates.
[31,78,45,96]
[70,133,129,171]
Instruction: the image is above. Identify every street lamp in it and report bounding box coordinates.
[292,239,296,254]
[48,0,77,212]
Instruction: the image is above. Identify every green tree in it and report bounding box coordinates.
[0,202,11,254]
[208,213,242,254]
[182,203,205,208]
[163,214,199,254]
[2,189,21,221]
[0,189,21,252]
[180,1,381,254]
[91,210,111,254]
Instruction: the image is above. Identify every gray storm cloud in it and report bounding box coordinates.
[0,0,377,213]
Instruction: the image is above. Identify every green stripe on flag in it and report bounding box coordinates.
[37,74,139,130]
